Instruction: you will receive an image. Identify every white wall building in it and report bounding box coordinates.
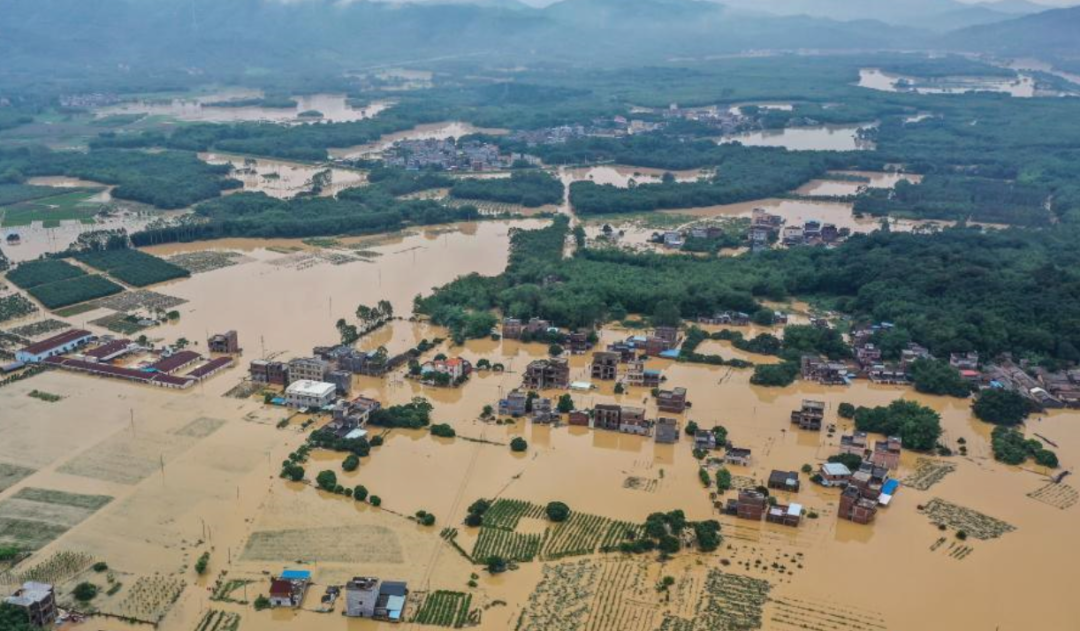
[285,380,337,409]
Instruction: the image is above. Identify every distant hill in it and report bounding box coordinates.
[0,0,923,83]
[948,6,1080,60]
[701,0,1045,30]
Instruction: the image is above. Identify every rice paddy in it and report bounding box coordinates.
[1026,483,1079,510]
[411,590,473,627]
[769,597,887,631]
[583,560,657,631]
[0,488,113,551]
[901,459,957,491]
[516,560,602,631]
[56,424,221,485]
[241,525,405,564]
[921,498,1016,540]
[684,570,770,631]
[0,462,34,493]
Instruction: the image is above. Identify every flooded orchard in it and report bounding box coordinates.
[1,217,1078,631]
[199,153,367,199]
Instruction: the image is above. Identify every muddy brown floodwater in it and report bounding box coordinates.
[2,218,1079,631]
[96,92,391,124]
[199,153,367,199]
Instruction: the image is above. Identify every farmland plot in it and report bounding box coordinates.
[57,422,222,485]
[242,525,405,564]
[0,488,112,551]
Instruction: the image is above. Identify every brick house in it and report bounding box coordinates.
[790,400,825,431]
[657,387,687,413]
[590,351,620,381]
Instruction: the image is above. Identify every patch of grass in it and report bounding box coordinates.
[27,389,63,403]
[0,190,102,227]
[0,463,35,494]
[28,275,124,310]
[54,303,99,317]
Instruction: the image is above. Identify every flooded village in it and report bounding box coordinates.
[3,6,1080,629]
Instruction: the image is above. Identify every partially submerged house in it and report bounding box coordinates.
[4,582,57,627]
[839,485,878,524]
[790,400,825,431]
[768,470,801,493]
[657,387,688,413]
[654,417,680,444]
[522,358,570,390]
[374,581,408,622]
[724,447,752,467]
[590,351,620,381]
[819,462,852,487]
[870,436,903,470]
[269,570,311,608]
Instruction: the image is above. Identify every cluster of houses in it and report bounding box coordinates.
[266,570,409,622]
[983,356,1080,410]
[10,329,236,390]
[382,138,532,172]
[413,356,473,387]
[781,220,849,247]
[508,116,636,146]
[502,317,596,354]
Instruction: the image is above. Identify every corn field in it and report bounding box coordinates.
[0,550,94,587]
[195,609,241,631]
[483,500,546,531]
[472,528,542,563]
[542,513,643,561]
[411,590,473,628]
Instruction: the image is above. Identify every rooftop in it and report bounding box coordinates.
[19,329,92,356]
[285,380,337,398]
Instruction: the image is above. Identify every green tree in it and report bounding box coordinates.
[557,393,574,414]
[716,467,732,492]
[545,501,571,522]
[549,344,564,357]
[510,437,528,453]
[0,603,36,631]
[316,470,338,491]
[838,402,856,419]
[972,389,1031,426]
[353,485,368,501]
[652,301,681,327]
[854,400,941,451]
[73,582,98,601]
[370,495,382,507]
[909,359,971,398]
[684,420,699,436]
[342,454,360,472]
[486,556,508,574]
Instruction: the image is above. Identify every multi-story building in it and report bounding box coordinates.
[593,404,623,431]
[790,400,825,431]
[768,470,801,493]
[590,352,620,381]
[657,387,687,413]
[4,582,57,627]
[502,318,523,340]
[498,390,529,417]
[288,357,330,383]
[522,358,570,390]
[207,330,240,354]
[724,447,752,467]
[654,417,680,443]
[870,436,903,470]
[344,577,380,618]
[250,359,288,386]
[839,431,869,456]
[285,380,337,409]
[618,407,650,435]
[839,485,878,524]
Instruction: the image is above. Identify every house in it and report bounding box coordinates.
[150,350,201,374]
[314,345,372,374]
[821,223,840,243]
[4,582,57,627]
[766,503,803,527]
[590,351,620,381]
[868,364,908,384]
[531,397,557,424]
[83,338,135,362]
[662,231,684,248]
[498,390,529,417]
[269,570,311,608]
[655,417,680,443]
[768,470,800,493]
[607,342,638,363]
[344,577,380,618]
[618,407,650,436]
[870,436,903,470]
[819,462,852,487]
[522,358,570,390]
[622,361,661,387]
[699,311,750,326]
[839,431,868,456]
[900,343,932,369]
[330,396,381,434]
[250,359,288,385]
[15,329,93,363]
[502,318,523,340]
[593,404,623,431]
[694,430,717,451]
[949,351,979,371]
[732,489,767,521]
[855,344,883,368]
[568,410,590,426]
[284,380,337,409]
[657,387,688,413]
[839,485,877,524]
[790,400,825,431]
[653,326,680,346]
[782,226,804,246]
[800,355,848,385]
[374,581,408,622]
[327,369,352,395]
[849,462,889,500]
[568,330,594,354]
[288,357,330,383]
[524,317,551,337]
[724,447,752,467]
[207,330,240,354]
[421,357,472,382]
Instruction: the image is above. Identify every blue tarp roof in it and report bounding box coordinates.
[281,570,311,580]
[881,479,900,496]
[659,349,680,359]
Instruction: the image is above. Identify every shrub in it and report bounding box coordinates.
[92,561,109,572]
[254,595,271,611]
[342,454,360,472]
[195,552,210,575]
[486,556,508,574]
[431,423,456,438]
[370,495,382,507]
[73,582,98,601]
[510,437,528,452]
[353,485,368,502]
[838,402,856,419]
[545,501,571,522]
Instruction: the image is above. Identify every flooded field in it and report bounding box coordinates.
[794,170,923,198]
[858,68,1043,98]
[199,153,367,199]
[96,92,392,124]
[718,124,874,152]
[2,216,1079,631]
[328,123,509,161]
[560,165,706,189]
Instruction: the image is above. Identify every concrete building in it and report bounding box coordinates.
[694,430,717,451]
[288,357,330,383]
[344,577,380,618]
[5,582,57,627]
[655,417,679,443]
[819,462,852,487]
[790,400,825,431]
[498,390,529,417]
[16,329,93,363]
[285,380,337,409]
[250,359,288,386]
[870,436,903,470]
[590,351,620,381]
[724,447,752,467]
[766,503,803,527]
[623,361,661,388]
[327,369,353,396]
[839,485,878,524]
[593,404,623,431]
[502,318,523,340]
[618,408,650,436]
[839,431,868,457]
[732,490,767,521]
[374,581,408,622]
[522,358,570,390]
[657,387,688,413]
[207,330,240,354]
[768,470,801,493]
[568,410,590,426]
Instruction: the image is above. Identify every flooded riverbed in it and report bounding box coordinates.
[199,153,367,199]
[794,170,923,198]
[858,68,1042,98]
[2,215,1078,631]
[96,92,392,124]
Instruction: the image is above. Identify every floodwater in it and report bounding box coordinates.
[560,165,706,189]
[96,92,392,124]
[727,102,794,116]
[4,217,1080,631]
[328,123,510,161]
[199,153,367,199]
[794,170,923,198]
[858,68,1041,98]
[718,124,875,152]
[659,198,893,233]
[1005,58,1080,89]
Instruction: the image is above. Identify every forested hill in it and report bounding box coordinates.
[947,6,1080,62]
[0,0,916,82]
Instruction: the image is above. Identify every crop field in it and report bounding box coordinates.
[56,425,219,485]
[483,499,546,530]
[166,250,251,274]
[0,184,69,207]
[111,574,186,624]
[0,462,35,493]
[242,525,405,564]
[195,609,241,631]
[0,294,37,323]
[921,498,1016,540]
[687,570,770,631]
[28,274,124,310]
[75,249,190,287]
[517,560,602,631]
[0,550,95,587]
[91,289,186,313]
[583,560,657,631]
[1027,482,1079,510]
[901,459,957,491]
[6,318,69,338]
[0,488,113,551]
[769,596,888,631]
[5,259,87,289]
[472,528,543,563]
[411,590,473,627]
[88,312,149,335]
[0,190,101,227]
[211,577,254,604]
[541,512,643,560]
